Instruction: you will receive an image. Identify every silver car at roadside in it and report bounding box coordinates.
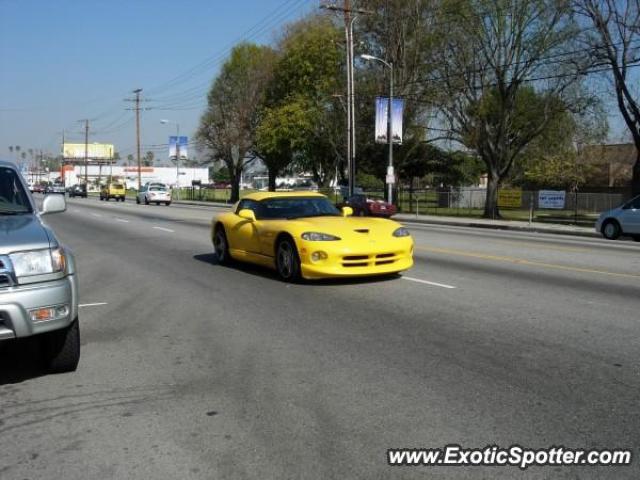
[0,160,80,373]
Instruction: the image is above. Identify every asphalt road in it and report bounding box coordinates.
[1,196,639,479]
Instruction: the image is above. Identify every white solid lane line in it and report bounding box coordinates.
[115,218,130,223]
[91,213,102,217]
[153,226,175,233]
[79,302,108,308]
[402,276,457,289]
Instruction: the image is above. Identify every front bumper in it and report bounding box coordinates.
[0,275,78,340]
[298,238,414,279]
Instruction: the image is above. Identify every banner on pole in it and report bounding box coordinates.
[375,97,404,144]
[169,136,188,160]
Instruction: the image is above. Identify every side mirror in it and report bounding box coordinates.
[40,194,66,215]
[342,206,354,217]
[238,209,256,222]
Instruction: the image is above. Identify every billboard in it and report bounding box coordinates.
[63,143,114,160]
[375,97,403,144]
[169,136,188,160]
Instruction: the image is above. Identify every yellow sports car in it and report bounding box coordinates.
[211,191,413,281]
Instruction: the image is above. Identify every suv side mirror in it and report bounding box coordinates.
[41,194,66,215]
[238,209,256,222]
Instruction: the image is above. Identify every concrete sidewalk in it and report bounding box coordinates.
[171,199,599,238]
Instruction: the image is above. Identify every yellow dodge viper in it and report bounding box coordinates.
[211,191,413,281]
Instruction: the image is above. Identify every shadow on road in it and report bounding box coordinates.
[193,253,401,286]
[0,337,47,385]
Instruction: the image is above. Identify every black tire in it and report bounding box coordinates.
[105,196,110,202]
[136,196,140,204]
[156,202,160,206]
[275,237,302,282]
[602,220,621,240]
[632,235,640,242]
[165,202,171,206]
[144,196,149,205]
[41,319,80,373]
[213,225,231,265]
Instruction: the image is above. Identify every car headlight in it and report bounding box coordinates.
[301,232,341,241]
[393,227,411,237]
[10,248,66,278]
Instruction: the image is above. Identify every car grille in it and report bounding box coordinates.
[341,252,399,267]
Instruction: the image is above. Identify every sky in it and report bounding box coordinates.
[0,0,316,163]
[0,0,634,167]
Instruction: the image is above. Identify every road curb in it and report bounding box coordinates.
[395,216,601,238]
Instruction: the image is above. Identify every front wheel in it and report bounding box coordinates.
[165,202,171,206]
[214,226,231,265]
[136,197,140,204]
[144,196,149,205]
[41,319,80,373]
[602,220,621,240]
[276,237,301,282]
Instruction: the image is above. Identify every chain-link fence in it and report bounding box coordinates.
[383,188,627,226]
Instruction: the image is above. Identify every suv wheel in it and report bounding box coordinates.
[144,196,149,205]
[136,196,140,204]
[276,237,301,282]
[41,319,80,373]
[602,220,621,240]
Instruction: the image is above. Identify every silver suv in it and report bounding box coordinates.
[0,161,80,373]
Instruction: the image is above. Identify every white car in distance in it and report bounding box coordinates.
[136,183,172,206]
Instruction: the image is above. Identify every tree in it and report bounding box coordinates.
[258,16,345,188]
[429,0,591,217]
[126,154,134,165]
[574,0,640,195]
[256,99,314,190]
[197,43,276,202]
[143,151,154,167]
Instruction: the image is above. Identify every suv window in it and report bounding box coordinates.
[0,167,32,214]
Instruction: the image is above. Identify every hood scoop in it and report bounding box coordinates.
[354,228,370,234]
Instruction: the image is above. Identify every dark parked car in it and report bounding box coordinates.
[68,184,87,198]
[342,194,397,218]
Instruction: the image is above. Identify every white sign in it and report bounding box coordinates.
[386,174,395,184]
[538,190,566,209]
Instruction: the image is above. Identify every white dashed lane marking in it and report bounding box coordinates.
[115,218,130,223]
[79,302,108,308]
[153,226,175,233]
[402,276,457,289]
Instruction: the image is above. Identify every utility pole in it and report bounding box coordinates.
[320,1,370,199]
[125,89,145,190]
[133,88,143,191]
[80,119,89,187]
[61,129,66,187]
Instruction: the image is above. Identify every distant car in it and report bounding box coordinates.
[68,184,87,198]
[100,182,126,202]
[32,184,45,194]
[596,194,640,241]
[46,183,66,195]
[136,182,171,206]
[342,194,397,218]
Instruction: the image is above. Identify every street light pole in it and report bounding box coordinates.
[175,123,180,200]
[360,54,395,204]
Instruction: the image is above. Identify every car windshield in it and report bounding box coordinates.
[112,184,124,189]
[258,197,340,220]
[0,167,32,214]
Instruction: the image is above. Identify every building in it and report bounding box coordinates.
[59,165,209,189]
